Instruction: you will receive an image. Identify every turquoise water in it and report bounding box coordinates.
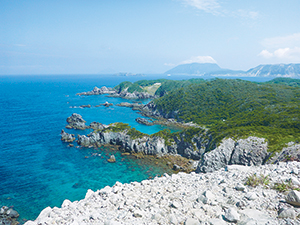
[0,74,274,223]
[0,74,178,223]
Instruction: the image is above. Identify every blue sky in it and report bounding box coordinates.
[1,0,300,75]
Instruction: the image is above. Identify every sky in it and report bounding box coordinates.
[1,0,300,75]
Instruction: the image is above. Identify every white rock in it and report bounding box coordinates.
[278,208,295,219]
[224,207,240,223]
[169,214,178,225]
[171,200,181,209]
[184,217,200,225]
[245,192,258,201]
[292,168,299,175]
[24,162,300,225]
[208,218,227,225]
[290,177,300,186]
[286,190,300,206]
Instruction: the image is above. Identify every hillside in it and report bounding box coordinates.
[164,63,223,75]
[164,62,300,77]
[151,78,300,152]
[113,78,205,97]
[246,64,300,78]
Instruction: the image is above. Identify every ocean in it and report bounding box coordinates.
[0,74,274,223]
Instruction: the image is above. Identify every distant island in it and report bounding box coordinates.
[165,62,300,78]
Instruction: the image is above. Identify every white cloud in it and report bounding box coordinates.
[182,0,220,14]
[258,50,273,59]
[180,56,217,64]
[261,33,300,49]
[258,47,300,61]
[181,0,259,19]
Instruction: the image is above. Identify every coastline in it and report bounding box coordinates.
[25,161,300,224]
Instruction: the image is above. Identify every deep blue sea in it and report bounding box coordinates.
[0,74,274,223]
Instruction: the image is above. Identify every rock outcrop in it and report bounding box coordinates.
[24,162,300,225]
[135,117,153,126]
[116,102,145,111]
[65,113,88,130]
[77,86,155,99]
[110,91,155,99]
[89,122,106,130]
[196,137,270,173]
[268,142,300,163]
[77,86,115,96]
[77,131,171,156]
[60,130,75,142]
[0,206,19,225]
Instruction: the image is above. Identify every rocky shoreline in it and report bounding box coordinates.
[62,113,300,174]
[25,161,300,224]
[0,206,20,225]
[77,86,156,99]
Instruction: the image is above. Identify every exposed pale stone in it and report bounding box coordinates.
[184,218,200,225]
[278,208,295,219]
[224,207,240,223]
[25,162,300,225]
[286,190,300,207]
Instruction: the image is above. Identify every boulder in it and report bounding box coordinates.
[77,86,115,96]
[278,208,295,219]
[196,138,235,173]
[224,207,240,223]
[61,130,75,142]
[230,137,269,166]
[107,155,116,163]
[135,117,153,126]
[286,190,300,206]
[197,137,270,173]
[89,122,106,130]
[66,113,88,130]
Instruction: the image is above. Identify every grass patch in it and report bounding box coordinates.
[245,174,270,187]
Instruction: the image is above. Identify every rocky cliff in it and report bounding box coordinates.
[74,119,274,172]
[77,86,156,99]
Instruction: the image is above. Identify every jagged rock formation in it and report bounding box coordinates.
[0,206,19,225]
[60,130,75,142]
[77,86,115,96]
[24,162,300,225]
[135,117,153,126]
[109,91,155,99]
[64,114,300,173]
[89,122,106,130]
[196,137,269,173]
[77,86,156,99]
[65,113,88,130]
[116,102,145,111]
[268,143,300,164]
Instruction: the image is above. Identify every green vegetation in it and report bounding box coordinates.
[150,129,175,146]
[153,78,300,153]
[245,174,270,187]
[108,78,300,155]
[266,77,300,88]
[103,122,148,139]
[113,78,205,96]
[114,81,133,93]
[272,180,300,192]
[155,79,205,97]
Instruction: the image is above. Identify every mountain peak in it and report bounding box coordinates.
[165,63,222,75]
